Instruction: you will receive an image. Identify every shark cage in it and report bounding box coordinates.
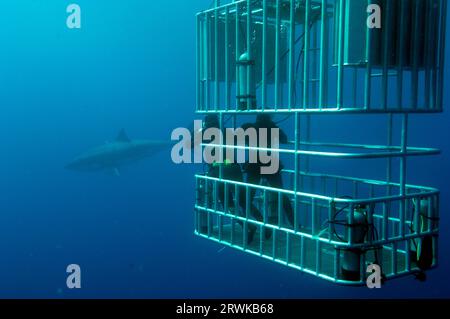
[194,0,447,285]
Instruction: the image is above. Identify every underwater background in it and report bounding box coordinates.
[0,0,449,298]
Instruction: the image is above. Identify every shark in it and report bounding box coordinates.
[65,129,170,176]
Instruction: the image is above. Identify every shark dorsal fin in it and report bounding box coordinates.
[116,129,131,143]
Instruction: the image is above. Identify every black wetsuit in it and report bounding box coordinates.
[242,119,294,228]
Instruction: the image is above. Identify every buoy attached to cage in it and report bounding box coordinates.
[237,52,256,110]
[410,197,438,271]
[341,205,369,282]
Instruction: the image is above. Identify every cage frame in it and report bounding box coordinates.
[193,0,446,286]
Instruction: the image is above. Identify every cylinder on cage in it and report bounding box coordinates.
[410,197,437,271]
[341,205,369,282]
[237,52,256,110]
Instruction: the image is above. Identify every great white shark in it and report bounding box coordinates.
[65,129,170,176]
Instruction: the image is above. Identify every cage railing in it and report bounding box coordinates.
[195,174,439,284]
[197,0,448,113]
[201,141,441,159]
[195,174,439,244]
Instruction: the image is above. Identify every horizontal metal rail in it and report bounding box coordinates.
[196,108,444,114]
[195,204,438,248]
[201,142,441,159]
[196,174,439,205]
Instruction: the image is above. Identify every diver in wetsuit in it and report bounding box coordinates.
[194,115,263,244]
[241,114,294,228]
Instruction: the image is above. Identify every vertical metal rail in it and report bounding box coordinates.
[303,0,311,109]
[396,0,406,111]
[436,194,440,234]
[205,13,211,111]
[319,0,327,110]
[431,0,440,111]
[294,112,300,233]
[328,203,333,241]
[387,114,393,194]
[278,192,282,229]
[411,0,421,110]
[434,194,440,266]
[381,1,390,111]
[246,187,251,225]
[399,114,408,238]
[275,0,281,109]
[262,0,267,110]
[272,228,277,260]
[214,180,218,214]
[219,112,224,245]
[437,0,448,111]
[413,196,420,240]
[312,8,318,109]
[235,1,241,111]
[225,6,231,110]
[231,183,239,245]
[195,178,199,232]
[214,1,220,111]
[312,199,318,236]
[316,240,321,275]
[337,0,344,110]
[288,0,296,110]
[247,0,253,110]
[286,232,291,265]
[261,189,268,256]
[364,1,372,111]
[263,189,268,225]
[207,183,212,238]
[405,207,411,272]
[244,186,250,250]
[352,68,357,108]
[305,115,311,173]
[334,247,340,281]
[213,181,220,240]
[223,183,229,239]
[384,114,393,241]
[196,14,201,112]
[424,0,432,110]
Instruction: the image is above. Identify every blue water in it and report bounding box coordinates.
[0,0,449,298]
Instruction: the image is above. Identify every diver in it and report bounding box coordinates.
[241,114,295,229]
[193,115,263,244]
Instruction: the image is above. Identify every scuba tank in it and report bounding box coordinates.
[341,205,369,282]
[410,198,437,271]
[237,52,256,110]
